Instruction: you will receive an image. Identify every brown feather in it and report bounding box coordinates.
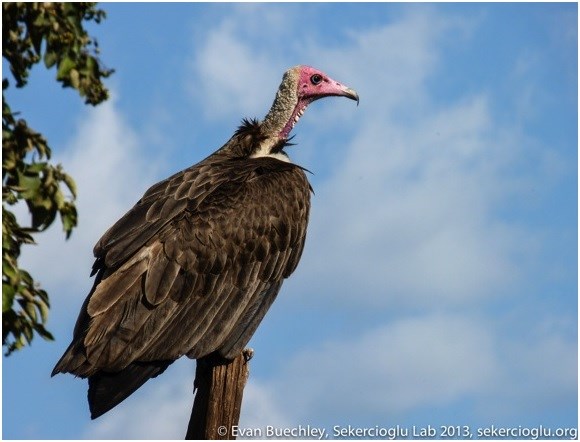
[86,253,149,317]
[144,251,181,306]
[53,125,312,411]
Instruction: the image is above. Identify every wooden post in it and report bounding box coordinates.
[185,350,252,440]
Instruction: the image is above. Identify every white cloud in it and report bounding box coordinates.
[264,314,499,423]
[298,95,527,308]
[313,12,442,115]
[235,314,576,431]
[478,318,578,420]
[286,11,561,310]
[238,380,291,433]
[188,6,283,120]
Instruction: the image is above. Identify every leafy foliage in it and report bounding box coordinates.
[2,2,112,355]
[2,2,113,103]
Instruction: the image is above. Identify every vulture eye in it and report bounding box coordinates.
[310,74,323,85]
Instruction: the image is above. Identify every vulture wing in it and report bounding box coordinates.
[52,153,310,418]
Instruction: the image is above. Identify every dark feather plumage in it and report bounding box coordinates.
[52,120,311,418]
[52,64,358,421]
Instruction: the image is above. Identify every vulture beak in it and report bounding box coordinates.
[343,87,359,106]
[335,84,359,106]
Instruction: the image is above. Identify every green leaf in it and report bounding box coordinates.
[85,56,96,74]
[2,283,16,312]
[3,2,113,356]
[23,324,33,344]
[30,204,56,231]
[56,56,75,81]
[17,176,42,200]
[33,323,54,341]
[2,259,17,283]
[24,300,37,322]
[44,50,58,69]
[61,205,78,237]
[26,162,49,173]
[63,173,77,198]
[37,298,49,323]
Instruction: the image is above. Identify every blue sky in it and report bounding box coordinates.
[2,2,577,439]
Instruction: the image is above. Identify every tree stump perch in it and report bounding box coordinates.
[186,349,252,440]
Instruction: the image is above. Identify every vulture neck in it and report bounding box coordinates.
[252,71,309,163]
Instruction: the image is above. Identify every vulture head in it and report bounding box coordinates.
[260,65,359,144]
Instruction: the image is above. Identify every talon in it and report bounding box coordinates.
[243,348,254,362]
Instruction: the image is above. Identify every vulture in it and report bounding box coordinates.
[52,65,358,419]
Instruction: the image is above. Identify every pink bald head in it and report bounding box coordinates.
[295,65,359,105]
[261,65,358,140]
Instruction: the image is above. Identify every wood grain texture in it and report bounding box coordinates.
[186,350,251,440]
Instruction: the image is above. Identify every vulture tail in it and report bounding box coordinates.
[88,360,173,419]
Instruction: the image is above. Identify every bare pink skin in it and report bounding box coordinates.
[278,66,358,139]
[298,66,359,104]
